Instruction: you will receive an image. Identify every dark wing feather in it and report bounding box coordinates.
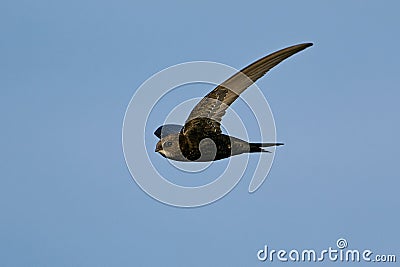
[181,43,313,138]
[154,124,183,139]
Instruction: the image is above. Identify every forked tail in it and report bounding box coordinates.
[249,142,284,153]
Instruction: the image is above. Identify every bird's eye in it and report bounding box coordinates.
[164,141,173,148]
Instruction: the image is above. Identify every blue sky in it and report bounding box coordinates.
[1,1,399,266]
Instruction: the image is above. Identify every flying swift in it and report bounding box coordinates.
[154,43,313,162]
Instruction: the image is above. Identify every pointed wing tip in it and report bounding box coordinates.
[299,42,313,47]
[294,42,314,51]
[304,43,314,49]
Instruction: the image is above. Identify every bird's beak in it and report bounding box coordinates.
[155,142,162,152]
[155,145,166,158]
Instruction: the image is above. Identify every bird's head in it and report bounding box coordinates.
[155,134,187,161]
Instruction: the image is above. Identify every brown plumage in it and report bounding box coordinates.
[155,43,313,162]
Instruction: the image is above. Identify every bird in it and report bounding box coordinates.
[154,43,313,162]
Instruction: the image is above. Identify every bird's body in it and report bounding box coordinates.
[155,129,284,162]
[154,43,313,162]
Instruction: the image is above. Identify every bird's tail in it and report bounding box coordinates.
[249,142,284,153]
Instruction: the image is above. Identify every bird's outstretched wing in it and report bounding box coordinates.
[181,43,313,138]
